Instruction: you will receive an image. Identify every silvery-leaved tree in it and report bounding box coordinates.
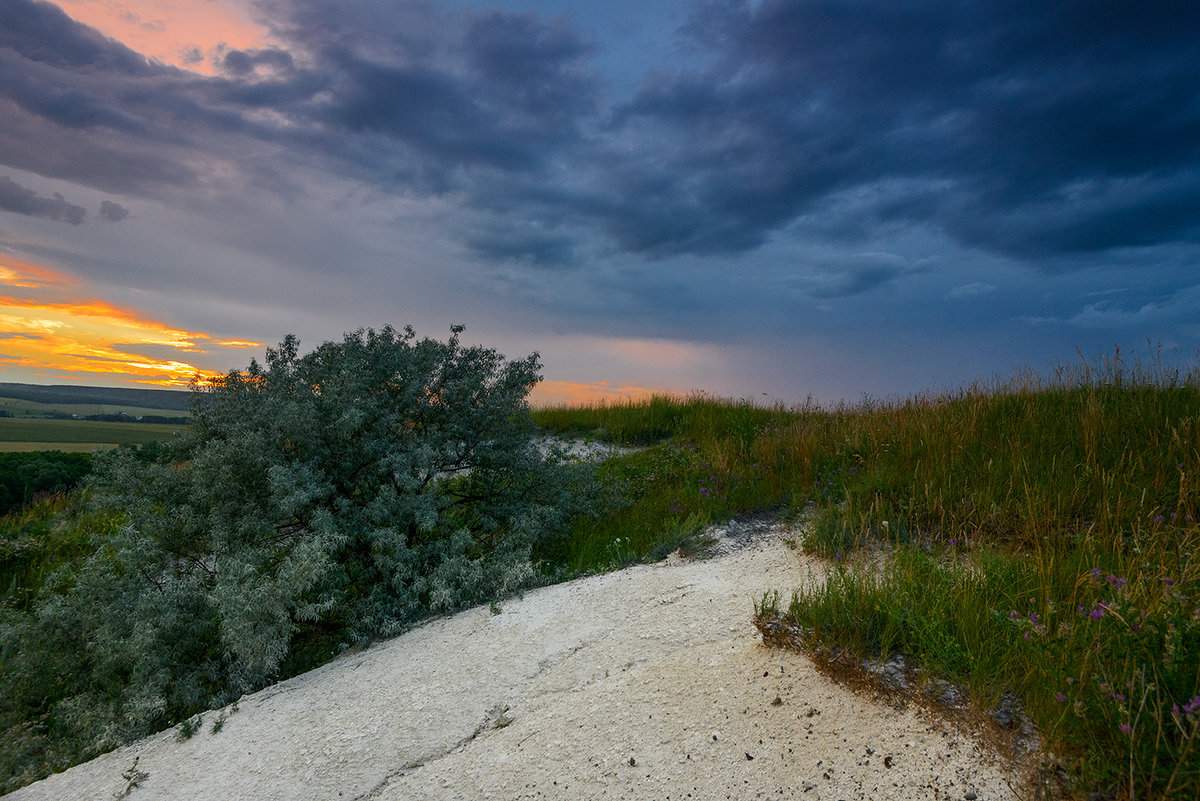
[75,326,587,725]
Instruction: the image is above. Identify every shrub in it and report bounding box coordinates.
[0,325,599,792]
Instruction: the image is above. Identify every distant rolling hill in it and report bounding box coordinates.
[0,382,192,412]
[0,383,191,451]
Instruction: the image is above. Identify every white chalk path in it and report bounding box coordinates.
[9,523,1027,801]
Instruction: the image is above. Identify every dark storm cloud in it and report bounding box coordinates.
[0,1,220,196]
[0,174,86,223]
[2,0,1198,268]
[282,3,599,182]
[593,0,1200,260]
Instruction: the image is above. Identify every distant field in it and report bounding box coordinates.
[0,442,114,453]
[0,397,189,419]
[0,418,184,452]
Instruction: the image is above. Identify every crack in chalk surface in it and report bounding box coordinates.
[529,641,589,681]
[353,703,511,800]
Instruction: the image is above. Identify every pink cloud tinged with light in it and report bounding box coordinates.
[46,0,271,73]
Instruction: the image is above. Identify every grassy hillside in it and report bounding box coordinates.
[531,364,1199,800]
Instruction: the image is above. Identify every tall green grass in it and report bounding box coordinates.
[532,393,813,572]
[536,353,1200,799]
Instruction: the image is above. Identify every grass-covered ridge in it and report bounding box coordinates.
[533,357,1200,799]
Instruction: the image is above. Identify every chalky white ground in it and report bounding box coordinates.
[10,524,1029,801]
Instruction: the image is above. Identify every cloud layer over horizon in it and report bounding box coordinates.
[1,0,1197,400]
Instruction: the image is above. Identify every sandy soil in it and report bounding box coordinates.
[8,521,1031,801]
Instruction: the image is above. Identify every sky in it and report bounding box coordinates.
[0,0,1197,404]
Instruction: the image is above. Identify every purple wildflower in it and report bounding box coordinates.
[1119,723,1133,735]
[1055,692,1066,703]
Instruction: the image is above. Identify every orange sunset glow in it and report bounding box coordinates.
[529,380,664,407]
[0,255,261,386]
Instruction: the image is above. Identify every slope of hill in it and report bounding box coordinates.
[0,383,192,412]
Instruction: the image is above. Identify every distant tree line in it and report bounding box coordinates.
[0,446,169,517]
[43,411,189,424]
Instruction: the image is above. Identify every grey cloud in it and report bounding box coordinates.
[308,9,598,176]
[0,0,602,206]
[0,0,152,74]
[0,175,86,223]
[0,95,201,197]
[464,225,580,267]
[792,253,912,300]
[2,0,1198,278]
[1066,284,1200,330]
[808,267,905,300]
[218,47,295,78]
[98,199,130,221]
